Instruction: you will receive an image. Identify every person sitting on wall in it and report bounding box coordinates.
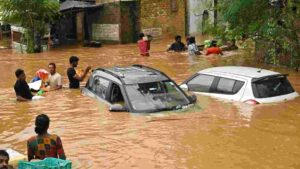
[167,35,187,52]
[205,41,223,56]
[137,33,150,56]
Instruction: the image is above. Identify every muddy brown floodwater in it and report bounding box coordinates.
[1,39,300,169]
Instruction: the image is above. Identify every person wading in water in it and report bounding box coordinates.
[27,114,66,161]
[67,56,91,89]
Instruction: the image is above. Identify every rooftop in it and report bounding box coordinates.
[199,66,280,78]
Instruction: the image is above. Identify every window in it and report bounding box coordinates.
[187,74,215,92]
[92,76,110,99]
[125,81,189,112]
[216,78,244,94]
[252,76,294,98]
[87,76,94,89]
[110,83,124,104]
[233,81,245,93]
[170,0,178,12]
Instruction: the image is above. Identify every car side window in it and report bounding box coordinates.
[87,76,94,89]
[216,77,245,94]
[92,76,110,99]
[187,74,215,92]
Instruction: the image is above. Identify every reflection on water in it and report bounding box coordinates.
[1,40,300,168]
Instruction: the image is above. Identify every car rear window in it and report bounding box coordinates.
[252,76,295,98]
[187,74,215,92]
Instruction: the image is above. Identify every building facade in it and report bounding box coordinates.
[58,0,215,44]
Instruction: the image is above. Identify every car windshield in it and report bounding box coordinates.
[125,81,190,112]
[252,76,295,98]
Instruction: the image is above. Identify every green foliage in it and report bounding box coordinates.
[0,0,60,53]
[206,0,300,67]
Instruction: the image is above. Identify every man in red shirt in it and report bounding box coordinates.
[137,33,150,56]
[205,43,223,55]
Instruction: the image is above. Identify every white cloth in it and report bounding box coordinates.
[188,43,199,55]
[32,96,45,100]
[48,72,62,89]
[28,80,42,91]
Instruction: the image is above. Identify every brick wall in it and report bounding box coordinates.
[120,1,140,43]
[140,0,186,38]
[92,2,121,42]
[92,24,120,41]
[92,1,139,43]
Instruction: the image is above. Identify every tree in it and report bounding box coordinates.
[0,0,60,53]
[206,0,300,67]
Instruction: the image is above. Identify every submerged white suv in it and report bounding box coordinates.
[180,66,299,104]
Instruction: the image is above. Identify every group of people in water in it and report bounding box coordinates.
[13,55,90,101]
[0,56,93,167]
[1,34,229,167]
[137,33,224,57]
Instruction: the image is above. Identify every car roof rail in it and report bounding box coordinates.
[132,64,168,77]
[95,68,126,84]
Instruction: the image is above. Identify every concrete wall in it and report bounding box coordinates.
[92,0,139,43]
[92,2,121,43]
[140,0,186,38]
[187,0,215,35]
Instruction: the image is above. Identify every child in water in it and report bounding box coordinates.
[137,33,151,56]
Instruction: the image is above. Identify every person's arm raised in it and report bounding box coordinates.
[73,66,91,82]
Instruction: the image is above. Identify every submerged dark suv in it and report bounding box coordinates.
[82,65,196,113]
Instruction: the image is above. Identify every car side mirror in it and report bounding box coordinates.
[188,95,197,104]
[109,104,127,112]
[180,84,188,90]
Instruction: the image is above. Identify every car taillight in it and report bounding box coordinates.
[244,99,260,105]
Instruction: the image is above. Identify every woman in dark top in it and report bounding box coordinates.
[67,56,91,89]
[14,69,33,101]
[27,114,66,161]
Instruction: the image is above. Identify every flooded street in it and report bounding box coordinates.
[1,39,300,169]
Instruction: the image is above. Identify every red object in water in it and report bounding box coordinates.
[138,40,149,56]
[244,99,260,105]
[36,69,49,82]
[206,47,222,55]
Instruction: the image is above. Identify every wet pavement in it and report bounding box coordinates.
[0,39,300,169]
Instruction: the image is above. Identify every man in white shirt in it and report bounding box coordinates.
[48,63,62,90]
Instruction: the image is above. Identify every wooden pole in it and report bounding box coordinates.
[11,30,14,48]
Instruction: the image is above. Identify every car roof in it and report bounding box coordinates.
[95,65,169,85]
[199,66,280,78]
